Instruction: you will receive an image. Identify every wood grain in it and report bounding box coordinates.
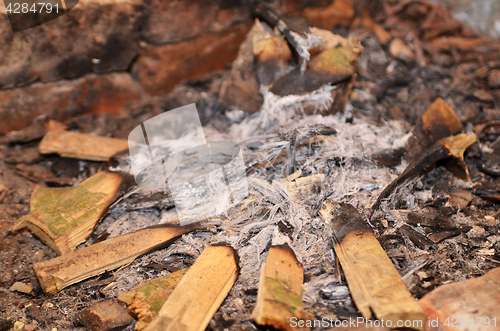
[143,245,239,331]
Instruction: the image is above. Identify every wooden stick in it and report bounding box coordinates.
[405,97,463,160]
[252,1,312,63]
[281,170,325,200]
[406,211,456,230]
[319,201,425,328]
[39,129,130,161]
[143,245,239,331]
[33,225,194,295]
[428,226,472,243]
[118,268,189,330]
[371,133,476,216]
[13,171,124,255]
[251,244,313,331]
[398,224,436,250]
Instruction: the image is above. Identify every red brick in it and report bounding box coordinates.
[141,0,250,45]
[0,73,140,134]
[419,267,500,331]
[132,24,251,96]
[301,0,355,28]
[281,0,333,14]
[0,0,142,89]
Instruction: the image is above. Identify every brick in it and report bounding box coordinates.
[419,267,500,331]
[133,24,250,96]
[141,0,250,45]
[0,73,140,134]
[0,0,142,89]
[301,0,355,28]
[281,0,332,14]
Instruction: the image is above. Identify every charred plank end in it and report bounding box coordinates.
[371,133,476,216]
[251,244,313,331]
[319,201,425,328]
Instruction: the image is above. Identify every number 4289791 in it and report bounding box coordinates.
[6,2,60,14]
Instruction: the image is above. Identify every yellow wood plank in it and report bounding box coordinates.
[319,201,425,329]
[13,171,123,255]
[251,244,313,331]
[144,245,239,331]
[39,129,130,161]
[118,268,190,330]
[33,225,192,295]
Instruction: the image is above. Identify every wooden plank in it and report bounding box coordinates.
[281,170,325,200]
[447,190,474,209]
[406,211,456,230]
[319,201,425,329]
[398,224,436,250]
[251,244,313,331]
[39,129,130,161]
[13,171,124,255]
[118,268,189,330]
[405,97,463,160]
[33,225,194,295]
[371,133,476,216]
[428,226,472,243]
[143,245,239,331]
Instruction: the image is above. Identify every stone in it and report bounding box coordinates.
[77,299,134,331]
[13,321,24,330]
[419,267,500,331]
[0,73,140,135]
[133,24,250,96]
[0,0,142,89]
[389,38,415,62]
[141,0,250,45]
[9,281,32,294]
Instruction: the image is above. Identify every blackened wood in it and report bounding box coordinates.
[428,226,472,243]
[399,224,437,250]
[407,211,456,230]
[371,134,476,217]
